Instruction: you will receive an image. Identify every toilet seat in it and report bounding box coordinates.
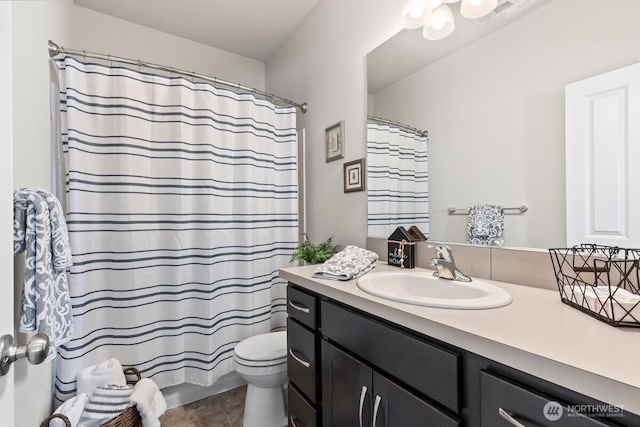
[233,331,287,367]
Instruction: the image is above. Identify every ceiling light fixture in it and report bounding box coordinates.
[402,0,499,40]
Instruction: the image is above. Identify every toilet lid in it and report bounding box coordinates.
[234,331,287,363]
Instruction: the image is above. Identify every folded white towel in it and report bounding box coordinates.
[78,384,134,427]
[312,245,379,281]
[131,378,167,427]
[51,393,89,427]
[76,358,127,397]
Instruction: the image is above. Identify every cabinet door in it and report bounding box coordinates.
[372,372,461,427]
[322,341,372,427]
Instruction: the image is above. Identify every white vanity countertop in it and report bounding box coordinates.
[280,262,640,416]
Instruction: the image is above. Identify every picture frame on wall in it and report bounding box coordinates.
[344,158,365,193]
[325,120,345,162]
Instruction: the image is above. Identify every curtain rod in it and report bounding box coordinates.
[48,40,308,114]
[367,116,428,137]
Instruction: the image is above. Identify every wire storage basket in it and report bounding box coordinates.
[549,244,640,327]
[40,367,143,427]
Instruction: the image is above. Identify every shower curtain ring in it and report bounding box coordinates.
[191,71,195,83]
[108,54,112,67]
[169,66,173,77]
[138,60,142,71]
[82,49,86,62]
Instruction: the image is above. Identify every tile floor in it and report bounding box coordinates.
[159,385,246,427]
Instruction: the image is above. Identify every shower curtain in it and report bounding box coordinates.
[54,56,298,403]
[366,121,429,238]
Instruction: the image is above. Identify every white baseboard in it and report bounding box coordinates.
[162,372,246,409]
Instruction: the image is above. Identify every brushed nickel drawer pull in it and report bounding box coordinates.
[289,348,311,368]
[499,407,527,427]
[373,395,382,427]
[289,414,303,427]
[359,385,368,427]
[289,300,310,314]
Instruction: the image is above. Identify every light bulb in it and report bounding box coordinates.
[431,15,446,30]
[460,0,497,18]
[423,3,454,40]
[401,0,432,29]
[409,6,424,18]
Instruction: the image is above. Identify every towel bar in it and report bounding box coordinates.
[447,205,528,215]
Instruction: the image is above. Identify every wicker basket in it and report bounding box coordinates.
[40,367,143,427]
[549,244,640,327]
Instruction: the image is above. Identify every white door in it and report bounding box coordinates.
[0,1,15,425]
[565,62,640,247]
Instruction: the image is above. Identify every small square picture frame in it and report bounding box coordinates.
[344,158,365,193]
[325,120,345,162]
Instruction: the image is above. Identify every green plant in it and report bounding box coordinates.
[290,234,339,264]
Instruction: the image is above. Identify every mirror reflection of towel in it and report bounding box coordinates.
[466,204,504,245]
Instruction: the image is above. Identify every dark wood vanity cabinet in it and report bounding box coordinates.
[322,341,460,427]
[286,283,640,427]
[286,286,319,427]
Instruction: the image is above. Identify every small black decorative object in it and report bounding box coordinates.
[387,227,416,269]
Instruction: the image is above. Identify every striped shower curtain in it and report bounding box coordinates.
[54,56,298,403]
[366,122,429,238]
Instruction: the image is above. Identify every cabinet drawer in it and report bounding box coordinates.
[321,300,460,413]
[288,384,316,427]
[287,318,317,402]
[287,285,317,329]
[480,371,614,427]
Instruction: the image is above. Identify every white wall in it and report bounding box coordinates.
[371,0,640,248]
[266,0,402,249]
[10,2,266,423]
[70,6,265,91]
[12,2,73,425]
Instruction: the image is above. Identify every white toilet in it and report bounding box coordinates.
[233,331,288,427]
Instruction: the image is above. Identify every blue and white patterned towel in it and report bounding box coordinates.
[312,245,379,281]
[13,188,73,361]
[466,204,504,245]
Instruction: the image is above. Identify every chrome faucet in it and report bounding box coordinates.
[429,245,472,282]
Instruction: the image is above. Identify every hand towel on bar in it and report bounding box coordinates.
[77,384,134,427]
[466,204,504,245]
[13,188,73,361]
[130,378,168,427]
[312,245,379,281]
[50,393,89,427]
[77,358,127,397]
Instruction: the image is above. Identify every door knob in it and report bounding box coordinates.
[0,333,50,376]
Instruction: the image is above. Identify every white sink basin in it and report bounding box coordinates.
[357,270,512,309]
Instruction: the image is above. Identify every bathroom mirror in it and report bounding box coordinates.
[366,0,640,248]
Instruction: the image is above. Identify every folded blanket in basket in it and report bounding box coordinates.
[77,358,127,397]
[312,245,379,281]
[131,378,168,427]
[78,384,134,427]
[50,393,89,427]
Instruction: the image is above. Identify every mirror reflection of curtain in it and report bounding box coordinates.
[367,120,429,238]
